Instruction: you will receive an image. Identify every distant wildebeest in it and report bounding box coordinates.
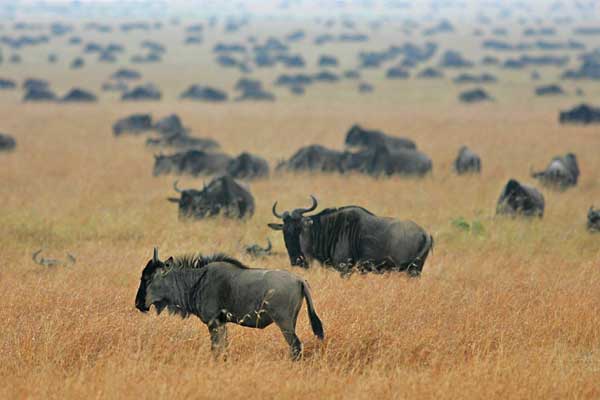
[153,150,231,176]
[113,113,153,136]
[168,176,255,220]
[345,124,416,151]
[496,179,545,218]
[32,249,76,267]
[342,145,432,177]
[559,104,600,124]
[531,153,579,190]
[146,134,219,152]
[0,133,16,152]
[61,88,97,102]
[226,152,269,180]
[588,206,600,232]
[454,146,481,174]
[135,248,324,360]
[245,239,272,257]
[268,196,433,276]
[276,145,345,173]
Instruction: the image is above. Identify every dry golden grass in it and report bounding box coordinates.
[1,15,600,400]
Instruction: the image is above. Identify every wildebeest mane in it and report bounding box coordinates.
[309,207,366,264]
[169,253,250,270]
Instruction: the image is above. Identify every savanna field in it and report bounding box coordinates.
[1,1,599,398]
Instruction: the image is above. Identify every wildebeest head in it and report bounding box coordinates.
[135,247,173,313]
[345,124,368,147]
[268,195,318,267]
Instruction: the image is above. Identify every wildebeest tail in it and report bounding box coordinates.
[301,281,324,340]
[408,233,433,277]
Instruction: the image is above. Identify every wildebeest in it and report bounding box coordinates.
[168,176,255,219]
[113,114,153,136]
[496,179,545,218]
[559,104,600,124]
[459,88,492,103]
[0,133,16,152]
[226,152,269,180]
[588,206,600,232]
[268,196,433,276]
[32,249,76,267]
[531,153,580,190]
[342,145,432,177]
[345,124,416,151]
[135,248,324,360]
[276,145,344,173]
[454,146,481,174]
[245,239,272,257]
[153,150,231,176]
[61,88,97,102]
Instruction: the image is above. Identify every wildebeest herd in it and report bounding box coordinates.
[0,0,598,363]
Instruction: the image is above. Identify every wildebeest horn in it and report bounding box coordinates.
[272,201,283,219]
[265,239,272,251]
[298,195,318,215]
[32,249,43,265]
[153,247,159,263]
[173,180,182,193]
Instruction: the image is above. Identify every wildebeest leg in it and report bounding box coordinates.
[271,297,303,360]
[207,320,228,359]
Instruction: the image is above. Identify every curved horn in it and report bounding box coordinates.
[153,247,159,263]
[32,249,43,265]
[298,195,318,215]
[272,201,283,219]
[173,180,182,193]
[265,239,272,251]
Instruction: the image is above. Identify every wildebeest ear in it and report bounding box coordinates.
[164,256,174,266]
[167,197,179,203]
[268,223,284,230]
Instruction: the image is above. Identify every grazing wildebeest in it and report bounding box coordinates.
[0,133,16,152]
[276,145,345,173]
[226,152,269,180]
[113,113,153,136]
[168,176,255,219]
[345,124,416,151]
[268,196,433,276]
[496,179,545,218]
[531,153,579,190]
[342,145,432,177]
[454,146,481,174]
[588,206,600,232]
[245,239,272,257]
[135,248,324,360]
[153,150,231,176]
[32,249,76,267]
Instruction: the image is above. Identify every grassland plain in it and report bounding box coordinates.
[1,17,600,400]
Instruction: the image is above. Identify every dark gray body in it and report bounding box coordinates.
[496,179,545,218]
[345,124,416,151]
[153,150,232,177]
[276,144,344,173]
[135,251,324,360]
[588,207,600,232]
[269,198,433,276]
[342,145,432,177]
[168,176,255,220]
[226,152,270,180]
[531,153,579,190]
[454,146,481,174]
[113,114,153,136]
[0,133,16,152]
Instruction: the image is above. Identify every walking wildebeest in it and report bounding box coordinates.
[531,153,579,190]
[496,179,545,218]
[32,249,76,267]
[135,248,324,360]
[168,176,255,219]
[454,146,481,174]
[345,124,416,151]
[588,206,600,232]
[268,196,433,276]
[245,239,272,257]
